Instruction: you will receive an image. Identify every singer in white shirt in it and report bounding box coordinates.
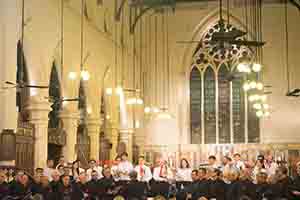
[118,152,134,181]
[175,158,192,182]
[111,156,122,182]
[134,156,152,182]
[86,159,103,181]
[153,160,172,182]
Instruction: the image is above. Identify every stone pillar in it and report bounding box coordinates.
[60,107,80,162]
[26,97,51,169]
[109,122,119,160]
[119,129,134,162]
[87,117,101,160]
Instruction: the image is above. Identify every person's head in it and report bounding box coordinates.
[89,159,97,168]
[121,152,128,161]
[255,159,264,169]
[256,172,268,184]
[296,161,300,175]
[47,159,54,168]
[114,156,122,165]
[73,160,80,168]
[40,176,49,187]
[20,174,29,186]
[227,169,239,182]
[16,170,25,182]
[180,158,190,169]
[35,168,44,176]
[198,168,207,180]
[78,172,87,184]
[191,169,199,182]
[102,167,112,178]
[58,165,64,175]
[208,156,216,165]
[138,156,145,165]
[64,166,71,176]
[129,170,138,181]
[61,175,70,187]
[233,153,241,162]
[222,156,232,165]
[59,156,65,165]
[51,170,60,182]
[211,168,222,180]
[91,170,98,181]
[0,172,6,184]
[266,154,273,162]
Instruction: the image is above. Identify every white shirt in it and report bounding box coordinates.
[134,165,152,182]
[86,166,103,181]
[153,166,173,182]
[175,168,192,182]
[118,161,134,181]
[265,161,278,176]
[234,161,245,170]
[111,165,121,181]
[43,167,54,181]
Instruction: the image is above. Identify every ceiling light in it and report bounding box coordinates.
[152,107,160,113]
[237,63,249,73]
[106,115,110,120]
[87,106,92,114]
[144,107,151,113]
[80,70,90,81]
[252,63,262,72]
[253,103,262,110]
[116,86,123,95]
[263,103,269,109]
[250,81,257,89]
[256,82,264,90]
[135,120,140,128]
[256,110,263,117]
[260,94,267,102]
[106,88,113,95]
[68,72,77,80]
[264,111,270,117]
[243,82,250,91]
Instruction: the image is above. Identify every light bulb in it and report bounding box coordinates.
[256,82,264,90]
[106,115,110,120]
[252,63,262,72]
[263,104,269,109]
[243,83,250,91]
[237,63,248,73]
[68,72,77,80]
[87,106,92,114]
[264,111,270,117]
[261,95,267,102]
[106,88,113,95]
[256,110,263,117]
[135,120,140,128]
[116,86,123,95]
[80,70,90,81]
[153,107,160,113]
[62,101,68,107]
[144,107,151,113]
[253,103,262,110]
[137,98,143,105]
[250,81,257,89]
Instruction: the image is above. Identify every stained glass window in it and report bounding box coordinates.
[204,67,216,144]
[218,65,230,143]
[190,67,202,144]
[48,63,61,129]
[232,75,245,143]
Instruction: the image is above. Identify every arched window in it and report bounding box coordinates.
[204,67,216,144]
[16,41,29,122]
[189,22,260,144]
[48,62,61,129]
[190,67,202,144]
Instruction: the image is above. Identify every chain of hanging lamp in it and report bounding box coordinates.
[60,0,64,88]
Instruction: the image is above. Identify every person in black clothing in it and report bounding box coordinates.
[9,174,32,199]
[122,171,147,200]
[224,168,242,200]
[290,162,300,200]
[208,168,226,200]
[255,172,271,200]
[238,169,256,200]
[87,170,101,200]
[72,172,89,200]
[193,168,210,200]
[0,172,9,199]
[58,174,73,200]
[98,167,118,200]
[275,166,294,199]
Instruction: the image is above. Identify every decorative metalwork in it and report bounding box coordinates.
[190,22,259,144]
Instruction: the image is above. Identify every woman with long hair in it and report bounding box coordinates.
[175,158,192,182]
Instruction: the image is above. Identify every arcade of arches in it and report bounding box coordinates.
[0,0,300,170]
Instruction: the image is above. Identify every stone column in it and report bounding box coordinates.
[26,97,51,169]
[60,107,80,162]
[119,129,134,162]
[87,117,101,160]
[109,122,119,160]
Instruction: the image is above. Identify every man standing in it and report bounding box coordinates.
[44,159,54,181]
[118,152,134,182]
[134,156,152,182]
[86,159,103,181]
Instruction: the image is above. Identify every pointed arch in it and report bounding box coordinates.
[48,62,62,129]
[16,41,29,122]
[190,67,202,144]
[204,66,216,144]
[218,64,230,143]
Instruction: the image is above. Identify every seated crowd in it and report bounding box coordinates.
[1,152,300,200]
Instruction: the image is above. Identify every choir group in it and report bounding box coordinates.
[1,152,300,200]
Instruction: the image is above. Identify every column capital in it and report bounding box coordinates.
[25,96,52,125]
[86,116,102,127]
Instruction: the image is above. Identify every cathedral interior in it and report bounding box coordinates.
[0,0,300,173]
